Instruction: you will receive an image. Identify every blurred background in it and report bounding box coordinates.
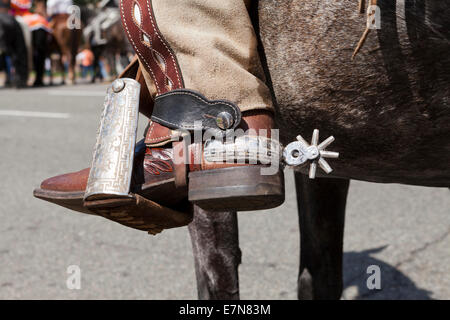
[0,0,132,88]
[0,0,449,300]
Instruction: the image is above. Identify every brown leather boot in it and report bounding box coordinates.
[34,63,285,234]
[144,105,284,212]
[34,109,284,230]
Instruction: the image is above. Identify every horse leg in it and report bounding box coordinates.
[58,53,66,85]
[91,46,101,83]
[106,54,116,81]
[68,29,80,84]
[1,54,12,87]
[66,54,75,84]
[8,16,28,87]
[188,205,241,300]
[32,29,47,86]
[294,172,350,300]
[47,55,53,85]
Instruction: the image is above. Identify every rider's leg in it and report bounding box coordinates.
[135,0,272,113]
[32,29,47,86]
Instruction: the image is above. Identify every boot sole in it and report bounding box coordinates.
[33,178,185,213]
[33,189,93,214]
[34,165,285,231]
[33,178,191,233]
[188,166,285,211]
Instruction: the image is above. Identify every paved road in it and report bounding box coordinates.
[0,84,449,299]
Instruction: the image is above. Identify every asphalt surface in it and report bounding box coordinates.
[0,83,449,300]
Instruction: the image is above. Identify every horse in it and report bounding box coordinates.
[47,0,82,84]
[187,0,449,300]
[20,2,53,86]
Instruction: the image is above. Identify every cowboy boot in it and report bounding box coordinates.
[34,63,285,233]
[142,93,284,212]
[34,0,286,233]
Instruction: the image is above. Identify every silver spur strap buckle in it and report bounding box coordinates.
[202,129,338,179]
[283,129,339,179]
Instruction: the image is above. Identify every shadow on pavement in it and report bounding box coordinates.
[343,246,433,299]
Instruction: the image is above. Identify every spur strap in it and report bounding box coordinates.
[151,89,242,132]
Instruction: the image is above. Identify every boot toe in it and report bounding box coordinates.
[40,168,90,192]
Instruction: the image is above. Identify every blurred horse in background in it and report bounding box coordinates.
[47,0,81,84]
[82,0,133,82]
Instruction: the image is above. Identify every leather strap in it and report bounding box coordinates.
[120,0,184,94]
[145,121,172,145]
[151,89,242,132]
[136,65,154,118]
[172,141,187,188]
[118,55,139,78]
[114,56,154,118]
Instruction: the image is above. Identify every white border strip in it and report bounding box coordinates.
[47,90,105,97]
[0,110,71,119]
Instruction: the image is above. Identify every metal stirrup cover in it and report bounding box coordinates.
[151,89,242,132]
[84,78,141,201]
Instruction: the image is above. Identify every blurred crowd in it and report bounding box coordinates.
[0,0,134,88]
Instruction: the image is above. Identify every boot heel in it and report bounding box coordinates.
[188,166,285,211]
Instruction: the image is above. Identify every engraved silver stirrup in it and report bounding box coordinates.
[84,78,141,200]
[283,129,339,179]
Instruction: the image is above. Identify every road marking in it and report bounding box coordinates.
[47,90,105,97]
[0,110,71,119]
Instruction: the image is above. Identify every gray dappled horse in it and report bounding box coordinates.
[189,0,450,299]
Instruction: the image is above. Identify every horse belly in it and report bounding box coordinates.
[259,0,450,186]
